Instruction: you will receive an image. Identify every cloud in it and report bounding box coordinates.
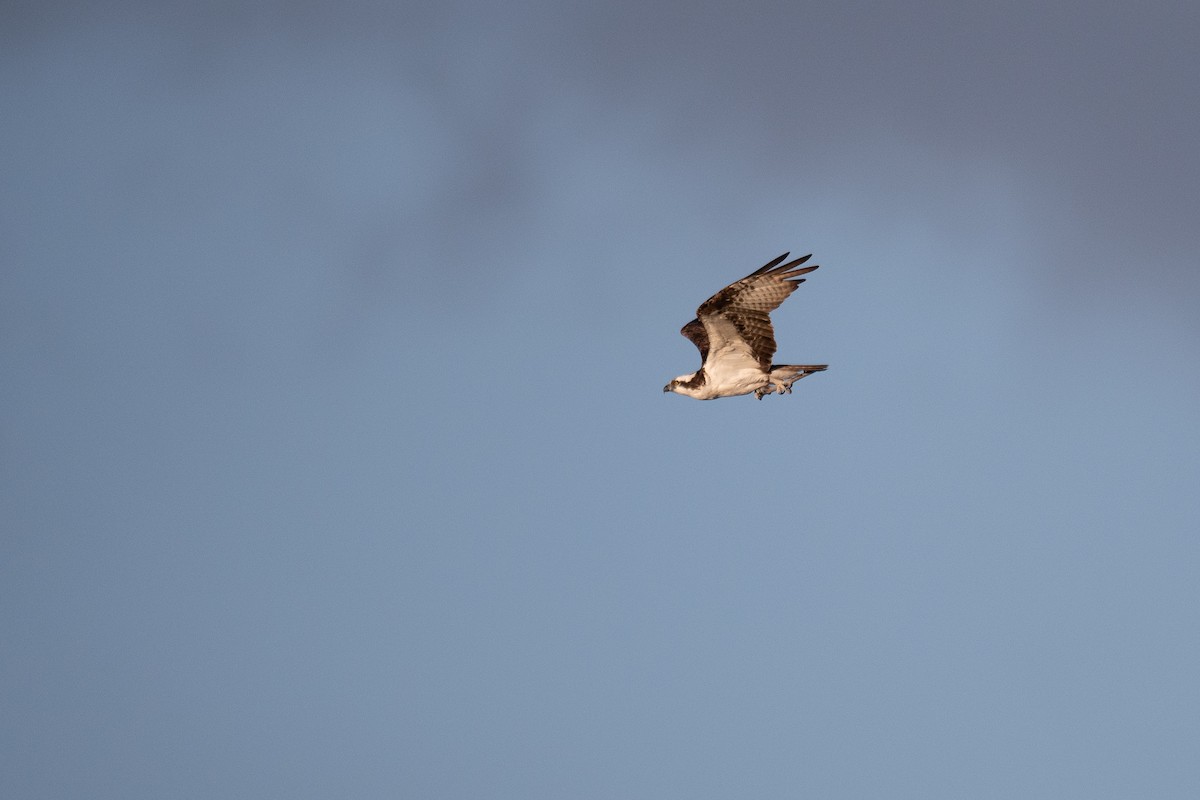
[3,0,1196,332]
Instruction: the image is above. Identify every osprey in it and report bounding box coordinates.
[663,252,828,400]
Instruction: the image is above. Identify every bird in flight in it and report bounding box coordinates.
[663,252,828,400]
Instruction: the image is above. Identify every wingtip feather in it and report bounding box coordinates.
[750,252,791,276]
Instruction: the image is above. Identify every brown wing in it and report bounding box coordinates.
[696,252,818,370]
[679,318,709,365]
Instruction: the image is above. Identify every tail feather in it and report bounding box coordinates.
[770,364,828,375]
[756,363,827,399]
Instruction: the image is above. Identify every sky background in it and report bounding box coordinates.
[3,1,1200,797]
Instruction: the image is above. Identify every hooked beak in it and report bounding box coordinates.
[663,384,672,393]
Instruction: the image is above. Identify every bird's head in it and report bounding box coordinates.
[663,373,700,396]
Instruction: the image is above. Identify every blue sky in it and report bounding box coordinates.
[3,2,1200,797]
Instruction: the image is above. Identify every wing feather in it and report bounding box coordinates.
[695,253,818,370]
[680,318,709,365]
